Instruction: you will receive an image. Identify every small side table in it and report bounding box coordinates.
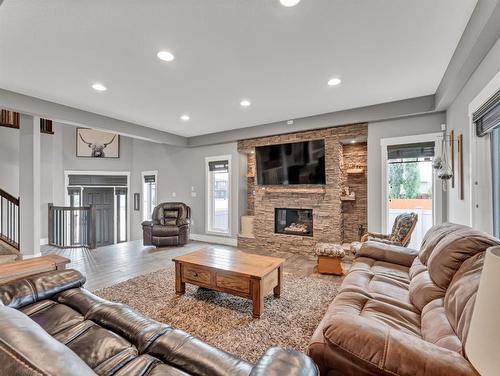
[315,243,345,275]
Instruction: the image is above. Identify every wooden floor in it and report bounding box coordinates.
[42,240,347,290]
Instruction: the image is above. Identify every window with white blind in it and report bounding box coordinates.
[142,171,157,222]
[205,156,231,235]
[473,89,500,236]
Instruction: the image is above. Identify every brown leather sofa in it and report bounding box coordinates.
[142,202,191,247]
[0,269,318,376]
[308,223,500,376]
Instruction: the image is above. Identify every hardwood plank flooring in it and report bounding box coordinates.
[41,240,348,290]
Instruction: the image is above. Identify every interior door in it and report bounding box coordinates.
[82,187,114,247]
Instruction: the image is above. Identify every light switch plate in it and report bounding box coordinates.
[172,192,177,197]
[191,192,197,197]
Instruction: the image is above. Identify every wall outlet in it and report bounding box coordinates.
[172,192,177,197]
[191,192,197,197]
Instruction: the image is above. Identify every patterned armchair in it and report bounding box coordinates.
[142,202,191,247]
[351,212,418,255]
[361,212,418,247]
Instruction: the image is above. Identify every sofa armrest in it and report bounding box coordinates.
[323,315,477,376]
[141,220,156,227]
[250,347,318,376]
[357,241,418,267]
[176,218,190,227]
[367,231,391,240]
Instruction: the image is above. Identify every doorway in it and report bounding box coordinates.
[82,188,114,247]
[381,134,442,249]
[64,171,130,246]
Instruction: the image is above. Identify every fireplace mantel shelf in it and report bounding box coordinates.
[258,186,326,194]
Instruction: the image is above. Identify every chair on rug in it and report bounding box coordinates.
[351,212,418,255]
[142,202,191,247]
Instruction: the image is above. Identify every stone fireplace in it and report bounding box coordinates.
[237,123,368,255]
[275,208,313,237]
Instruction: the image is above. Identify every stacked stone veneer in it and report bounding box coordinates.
[237,123,368,255]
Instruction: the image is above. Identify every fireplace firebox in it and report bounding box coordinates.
[274,208,313,237]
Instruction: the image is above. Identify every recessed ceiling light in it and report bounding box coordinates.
[180,114,190,121]
[328,78,342,86]
[280,0,301,7]
[91,83,107,92]
[157,50,175,62]
[240,99,251,107]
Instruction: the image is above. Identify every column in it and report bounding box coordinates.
[19,114,41,257]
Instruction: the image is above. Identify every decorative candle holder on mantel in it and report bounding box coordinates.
[433,129,464,200]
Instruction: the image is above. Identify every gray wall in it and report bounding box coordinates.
[446,36,500,228]
[129,140,246,241]
[0,127,19,196]
[367,112,446,232]
[0,124,61,240]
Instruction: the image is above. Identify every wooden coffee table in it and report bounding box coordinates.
[173,248,284,318]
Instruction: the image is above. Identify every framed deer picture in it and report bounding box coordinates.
[76,128,120,158]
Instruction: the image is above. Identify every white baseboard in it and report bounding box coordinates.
[40,238,48,246]
[190,233,237,246]
[23,252,42,259]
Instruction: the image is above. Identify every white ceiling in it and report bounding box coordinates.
[0,0,477,137]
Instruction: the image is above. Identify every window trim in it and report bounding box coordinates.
[141,170,158,222]
[205,155,232,237]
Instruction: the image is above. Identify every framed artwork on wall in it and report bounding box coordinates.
[76,128,120,158]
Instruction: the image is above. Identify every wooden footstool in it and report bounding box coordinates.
[315,243,345,275]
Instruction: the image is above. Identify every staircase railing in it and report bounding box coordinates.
[0,189,20,250]
[48,203,96,249]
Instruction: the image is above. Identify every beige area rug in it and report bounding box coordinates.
[94,266,342,363]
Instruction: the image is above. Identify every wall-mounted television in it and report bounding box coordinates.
[255,139,326,185]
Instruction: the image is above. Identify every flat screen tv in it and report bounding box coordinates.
[256,139,326,185]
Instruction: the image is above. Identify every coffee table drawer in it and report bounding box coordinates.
[216,274,250,294]
[182,265,211,284]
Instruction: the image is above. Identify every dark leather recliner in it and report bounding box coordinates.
[142,202,191,247]
[0,269,319,376]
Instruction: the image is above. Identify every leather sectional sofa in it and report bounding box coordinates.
[0,269,318,376]
[308,223,499,376]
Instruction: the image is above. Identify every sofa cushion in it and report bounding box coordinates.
[444,252,484,347]
[0,305,96,376]
[421,298,463,354]
[350,257,410,282]
[341,271,414,311]
[113,354,191,376]
[321,310,477,376]
[147,327,253,376]
[427,227,500,289]
[152,224,179,237]
[409,270,446,311]
[418,223,468,265]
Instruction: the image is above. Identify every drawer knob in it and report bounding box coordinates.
[193,272,198,277]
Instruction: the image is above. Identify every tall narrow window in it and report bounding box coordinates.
[116,188,127,243]
[206,156,231,234]
[492,128,500,237]
[473,90,500,236]
[142,172,157,221]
